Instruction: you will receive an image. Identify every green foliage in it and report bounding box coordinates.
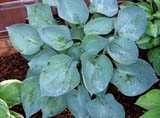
[0,80,23,118]
[6,0,159,117]
[136,89,160,118]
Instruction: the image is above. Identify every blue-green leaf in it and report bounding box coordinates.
[70,27,85,40]
[87,94,125,118]
[26,68,39,78]
[39,25,73,51]
[56,0,89,24]
[107,36,138,64]
[0,80,22,108]
[40,54,80,96]
[41,96,66,118]
[81,35,107,54]
[84,17,114,35]
[27,3,56,29]
[115,6,147,41]
[28,48,56,74]
[67,43,81,61]
[0,99,10,118]
[7,24,43,55]
[21,77,48,118]
[42,0,56,6]
[81,53,113,94]
[66,85,90,118]
[136,89,160,110]
[89,0,118,17]
[111,59,158,96]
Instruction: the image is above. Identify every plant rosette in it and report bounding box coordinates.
[6,0,159,118]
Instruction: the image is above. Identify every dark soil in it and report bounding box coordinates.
[0,53,159,118]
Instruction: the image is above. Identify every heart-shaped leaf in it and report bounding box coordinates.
[0,80,22,108]
[27,3,56,29]
[111,59,158,96]
[56,0,89,24]
[107,36,138,64]
[136,89,160,110]
[7,24,43,55]
[89,0,118,17]
[84,17,114,35]
[66,85,90,118]
[39,25,73,51]
[81,35,107,54]
[0,99,10,118]
[21,77,48,118]
[115,6,147,41]
[87,94,125,118]
[40,54,80,96]
[41,96,66,118]
[28,48,57,74]
[81,53,113,94]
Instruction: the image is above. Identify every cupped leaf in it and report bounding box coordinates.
[42,0,56,6]
[56,0,89,24]
[66,85,90,118]
[140,108,160,118]
[136,89,160,110]
[148,47,160,76]
[81,35,107,54]
[10,110,24,118]
[21,77,48,118]
[40,54,80,96]
[0,99,10,118]
[28,48,57,74]
[27,3,56,29]
[0,80,22,108]
[39,25,73,51]
[111,59,158,96]
[84,17,114,35]
[107,36,138,64]
[154,19,160,35]
[81,53,113,94]
[89,0,118,17]
[67,43,81,61]
[7,24,43,55]
[115,6,147,41]
[70,27,85,40]
[41,96,66,118]
[87,94,125,118]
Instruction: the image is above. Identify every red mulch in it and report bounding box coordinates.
[0,53,159,118]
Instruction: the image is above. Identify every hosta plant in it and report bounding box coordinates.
[136,89,160,118]
[0,80,23,118]
[120,0,160,76]
[6,0,159,117]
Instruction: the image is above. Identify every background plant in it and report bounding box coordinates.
[6,0,159,118]
[0,79,23,118]
[136,89,160,118]
[120,0,160,76]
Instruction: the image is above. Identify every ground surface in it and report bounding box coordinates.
[0,53,159,118]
